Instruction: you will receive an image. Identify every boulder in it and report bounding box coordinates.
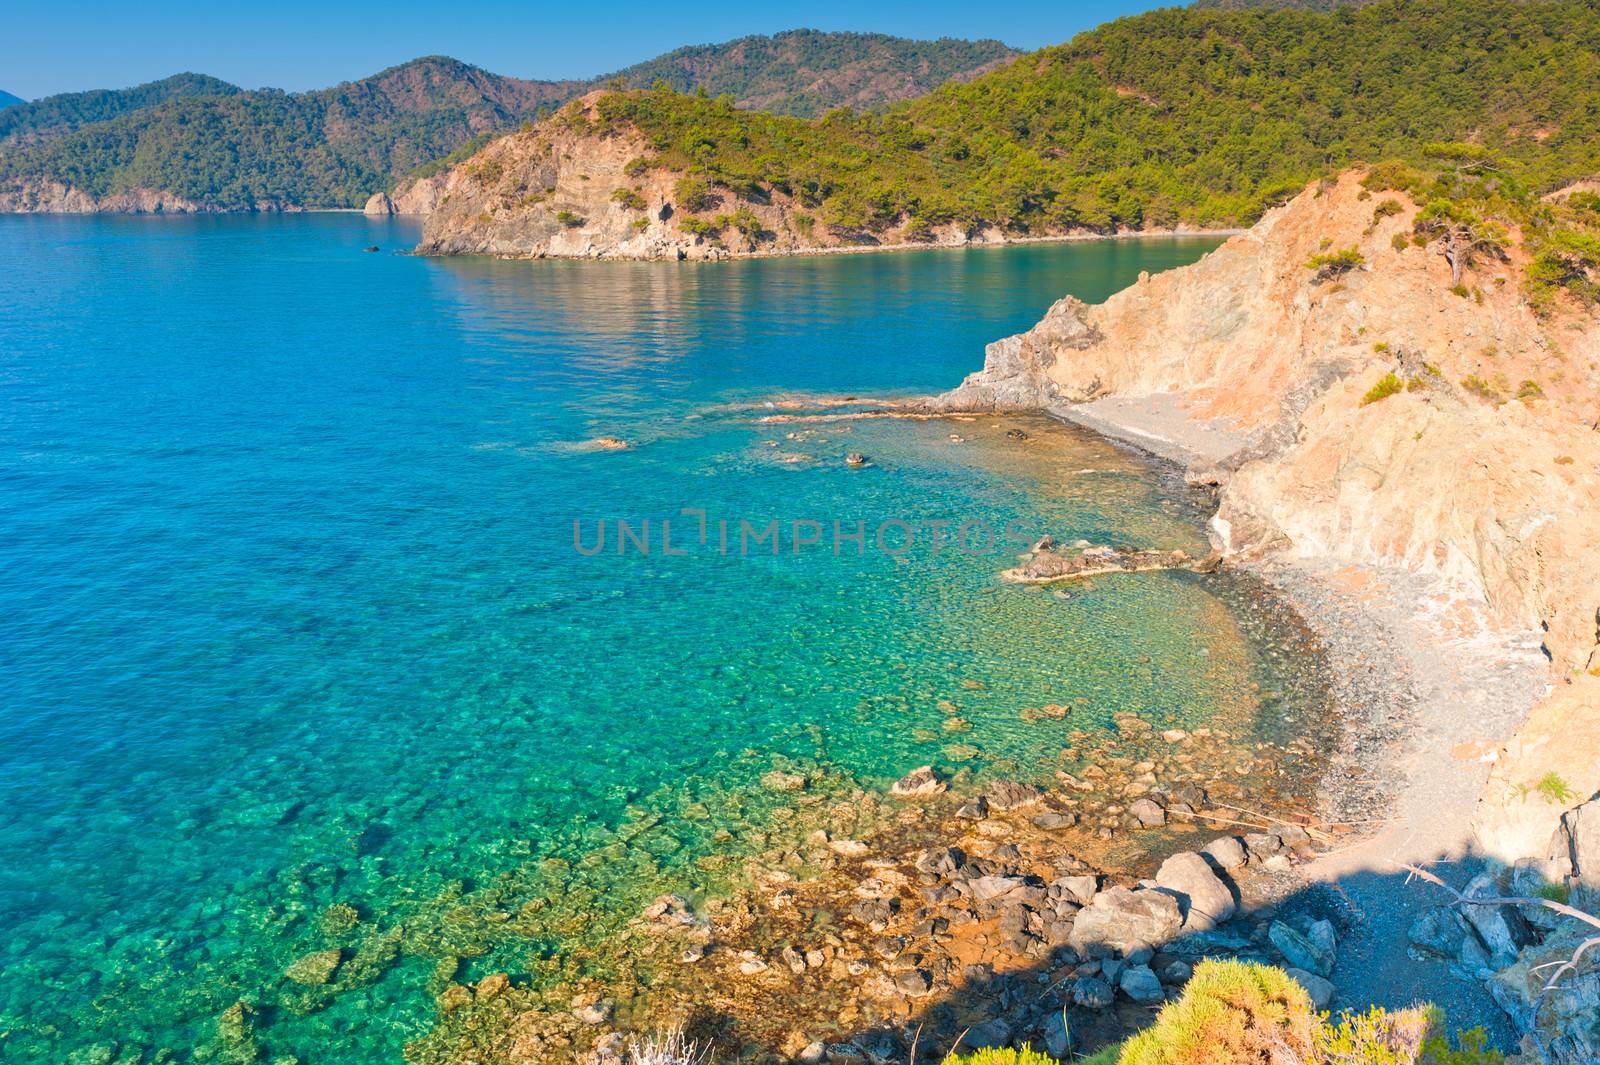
[986,779,1044,810]
[1033,811,1078,830]
[1487,926,1600,1064]
[971,875,1024,902]
[955,796,990,820]
[1053,875,1100,905]
[1286,967,1337,1010]
[1407,906,1472,960]
[284,949,342,986]
[1202,836,1249,870]
[964,1018,1012,1050]
[1071,975,1115,1008]
[1070,887,1183,954]
[1120,963,1165,1004]
[890,766,945,798]
[1155,851,1237,931]
[1129,797,1167,827]
[1043,1011,1071,1058]
[362,191,395,216]
[1268,920,1335,978]
[1461,873,1538,969]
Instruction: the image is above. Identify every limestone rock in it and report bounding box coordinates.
[1202,836,1248,870]
[985,779,1044,811]
[1286,967,1337,1010]
[1070,887,1183,954]
[889,766,945,798]
[1461,873,1538,969]
[1155,851,1237,931]
[1268,920,1335,978]
[1119,963,1165,1004]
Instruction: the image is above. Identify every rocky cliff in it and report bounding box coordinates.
[0,179,210,213]
[934,172,1600,865]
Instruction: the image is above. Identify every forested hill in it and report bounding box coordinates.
[0,74,237,148]
[602,30,1016,116]
[0,91,25,111]
[573,0,1600,234]
[0,34,1016,212]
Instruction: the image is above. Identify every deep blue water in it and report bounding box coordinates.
[0,216,1315,1063]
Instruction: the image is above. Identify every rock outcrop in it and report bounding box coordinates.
[933,171,1600,867]
[0,179,210,213]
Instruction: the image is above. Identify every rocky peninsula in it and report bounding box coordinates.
[410,94,1226,261]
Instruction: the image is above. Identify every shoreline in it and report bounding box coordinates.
[410,227,1244,263]
[1047,395,1549,1043]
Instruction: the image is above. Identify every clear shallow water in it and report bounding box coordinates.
[0,217,1316,1062]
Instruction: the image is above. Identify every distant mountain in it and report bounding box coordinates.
[0,73,237,148]
[604,30,1016,116]
[0,33,1018,212]
[0,91,24,111]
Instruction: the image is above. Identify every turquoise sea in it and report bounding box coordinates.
[0,217,1323,1063]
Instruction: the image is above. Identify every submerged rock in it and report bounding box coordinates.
[284,949,342,986]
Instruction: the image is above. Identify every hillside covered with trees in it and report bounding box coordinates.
[575,0,1600,236]
[601,30,1016,116]
[0,35,1016,211]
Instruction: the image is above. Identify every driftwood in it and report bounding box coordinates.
[1397,861,1600,1065]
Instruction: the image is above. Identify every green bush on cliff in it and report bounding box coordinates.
[1361,373,1405,406]
[1308,246,1366,281]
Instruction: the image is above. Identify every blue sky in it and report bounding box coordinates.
[3,1,1165,100]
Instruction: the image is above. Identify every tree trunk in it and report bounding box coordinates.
[1446,229,1463,287]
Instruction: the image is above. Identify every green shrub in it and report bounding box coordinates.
[943,1050,1057,1065]
[1318,1005,1436,1063]
[1362,372,1404,406]
[623,156,652,177]
[554,210,584,228]
[1536,770,1574,802]
[1118,960,1316,1065]
[1419,1027,1505,1064]
[793,214,817,237]
[1308,245,1366,281]
[1461,375,1498,401]
[1372,198,1405,223]
[611,188,647,210]
[1392,232,1411,251]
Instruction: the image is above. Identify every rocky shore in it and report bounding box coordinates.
[915,169,1600,1059]
[412,715,1360,1065]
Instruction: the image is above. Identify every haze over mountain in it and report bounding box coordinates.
[0,33,1016,212]
[0,91,24,111]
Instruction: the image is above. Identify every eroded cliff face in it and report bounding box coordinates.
[939,172,1600,861]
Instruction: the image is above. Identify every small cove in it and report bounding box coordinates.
[0,217,1334,1063]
